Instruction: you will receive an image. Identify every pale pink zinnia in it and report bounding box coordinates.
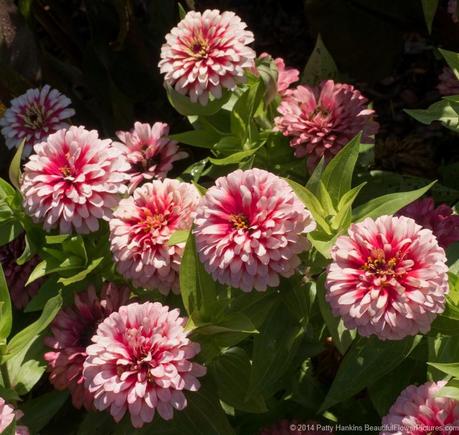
[275,80,379,171]
[259,53,300,97]
[398,197,459,249]
[109,179,200,293]
[0,398,29,435]
[0,85,75,156]
[159,9,256,105]
[437,66,459,96]
[83,301,206,428]
[114,122,187,193]
[381,381,459,434]
[326,215,448,340]
[193,168,316,292]
[44,283,130,410]
[21,126,130,234]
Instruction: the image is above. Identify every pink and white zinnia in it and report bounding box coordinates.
[193,168,316,292]
[83,302,206,429]
[381,381,459,434]
[275,80,378,171]
[0,85,75,156]
[159,9,256,105]
[326,215,448,340]
[0,398,29,435]
[21,126,130,234]
[115,122,187,193]
[109,179,200,293]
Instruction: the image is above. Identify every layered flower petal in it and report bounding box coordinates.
[0,398,29,435]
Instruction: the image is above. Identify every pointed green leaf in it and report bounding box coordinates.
[302,34,338,85]
[8,139,25,191]
[421,0,439,33]
[169,130,221,148]
[439,48,459,79]
[168,229,191,246]
[427,362,459,378]
[0,264,12,341]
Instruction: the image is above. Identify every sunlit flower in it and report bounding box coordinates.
[326,215,448,340]
[193,168,316,292]
[0,398,29,435]
[44,283,130,410]
[114,122,187,193]
[21,126,130,234]
[437,66,459,96]
[275,80,378,171]
[83,301,206,428]
[109,179,200,293]
[159,9,256,105]
[0,236,42,309]
[0,85,75,156]
[398,197,459,249]
[381,381,459,435]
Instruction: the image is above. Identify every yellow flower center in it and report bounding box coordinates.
[230,214,249,230]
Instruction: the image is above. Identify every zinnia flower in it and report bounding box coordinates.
[159,9,256,105]
[0,398,29,435]
[44,283,130,410]
[0,85,75,156]
[21,126,130,234]
[259,53,299,97]
[275,80,379,171]
[449,0,458,23]
[109,179,200,294]
[398,197,459,249]
[83,301,206,428]
[193,168,316,292]
[438,66,459,96]
[0,235,42,309]
[326,215,448,340]
[381,381,459,434]
[114,122,187,193]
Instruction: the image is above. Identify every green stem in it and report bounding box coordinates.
[0,362,11,389]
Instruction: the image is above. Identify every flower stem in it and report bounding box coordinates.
[0,363,11,389]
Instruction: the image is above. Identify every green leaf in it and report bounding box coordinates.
[437,379,459,400]
[0,264,12,341]
[352,181,436,222]
[191,312,258,336]
[305,157,325,196]
[26,255,83,285]
[248,303,303,399]
[24,276,60,312]
[178,2,187,19]
[319,335,421,412]
[320,134,361,206]
[331,182,366,230]
[179,233,217,322]
[405,100,459,130]
[421,0,439,33]
[430,299,459,335]
[280,277,316,325]
[57,257,104,286]
[302,34,338,86]
[211,347,267,413]
[427,361,459,378]
[8,139,25,191]
[439,48,459,79]
[0,222,23,247]
[169,130,221,149]
[21,391,69,432]
[3,294,62,361]
[168,229,191,246]
[209,146,261,166]
[316,274,355,354]
[0,179,17,198]
[166,83,231,116]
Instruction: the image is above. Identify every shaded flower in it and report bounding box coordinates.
[398,197,459,249]
[0,398,29,435]
[21,126,130,234]
[0,85,75,156]
[44,283,130,410]
[275,80,379,171]
[326,215,448,340]
[83,301,206,428]
[0,236,42,309]
[193,168,316,292]
[159,9,256,105]
[114,122,187,193]
[381,381,459,434]
[109,179,200,294]
[438,66,459,96]
[449,0,458,23]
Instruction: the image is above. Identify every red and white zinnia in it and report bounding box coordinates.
[109,179,200,293]
[21,126,130,234]
[193,168,316,292]
[159,9,256,105]
[326,215,449,340]
[83,302,206,428]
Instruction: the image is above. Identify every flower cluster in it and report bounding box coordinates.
[275,80,379,170]
[0,398,29,435]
